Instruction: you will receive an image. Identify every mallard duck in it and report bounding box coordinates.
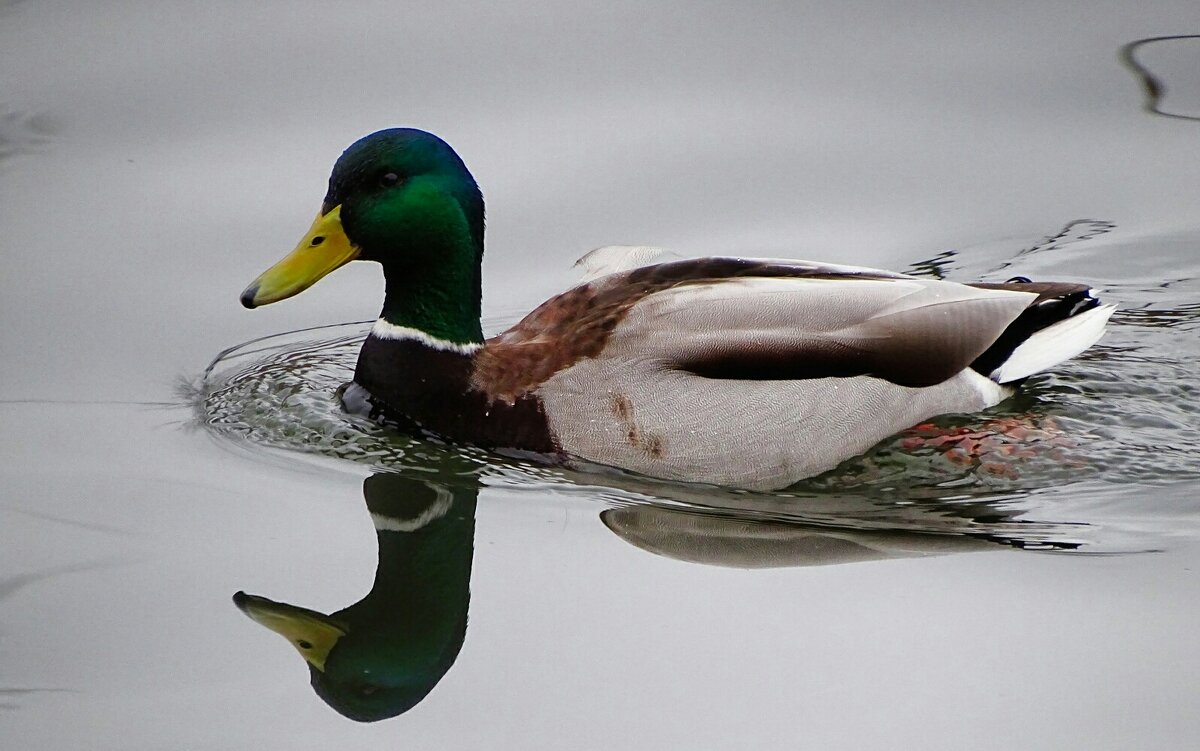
[240,128,1115,490]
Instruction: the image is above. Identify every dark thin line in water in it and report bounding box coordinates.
[202,319,373,380]
[1119,35,1200,122]
[1028,547,1165,556]
[986,219,1116,276]
[0,504,141,538]
[905,250,956,280]
[0,558,129,603]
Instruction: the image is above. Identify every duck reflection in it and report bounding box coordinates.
[594,471,1083,568]
[233,472,476,722]
[603,505,1035,568]
[233,468,1084,721]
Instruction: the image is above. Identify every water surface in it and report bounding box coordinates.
[3,3,1199,749]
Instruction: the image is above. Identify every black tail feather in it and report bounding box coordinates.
[968,282,1101,377]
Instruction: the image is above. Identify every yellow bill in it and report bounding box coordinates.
[240,204,357,308]
[232,591,347,672]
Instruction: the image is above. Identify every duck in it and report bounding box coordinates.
[240,128,1115,490]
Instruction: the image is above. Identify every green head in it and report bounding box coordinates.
[325,128,483,266]
[241,128,486,343]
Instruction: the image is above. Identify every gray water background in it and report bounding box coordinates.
[2,2,1199,749]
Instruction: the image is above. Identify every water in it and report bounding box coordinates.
[3,3,1200,749]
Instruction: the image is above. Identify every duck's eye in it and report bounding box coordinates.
[378,172,400,188]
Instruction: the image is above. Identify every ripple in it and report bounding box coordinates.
[198,319,566,487]
[202,323,461,469]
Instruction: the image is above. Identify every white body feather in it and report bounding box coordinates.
[536,276,1032,489]
[540,252,1113,489]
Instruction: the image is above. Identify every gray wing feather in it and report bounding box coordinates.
[609,277,1036,387]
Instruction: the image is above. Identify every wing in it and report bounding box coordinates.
[475,257,1035,400]
[607,274,1038,388]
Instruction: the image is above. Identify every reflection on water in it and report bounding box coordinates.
[233,466,1095,722]
[605,506,1006,568]
[601,477,1094,553]
[235,473,478,722]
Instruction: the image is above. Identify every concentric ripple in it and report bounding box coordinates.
[199,318,566,484]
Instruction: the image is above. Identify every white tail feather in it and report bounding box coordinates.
[991,303,1116,383]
